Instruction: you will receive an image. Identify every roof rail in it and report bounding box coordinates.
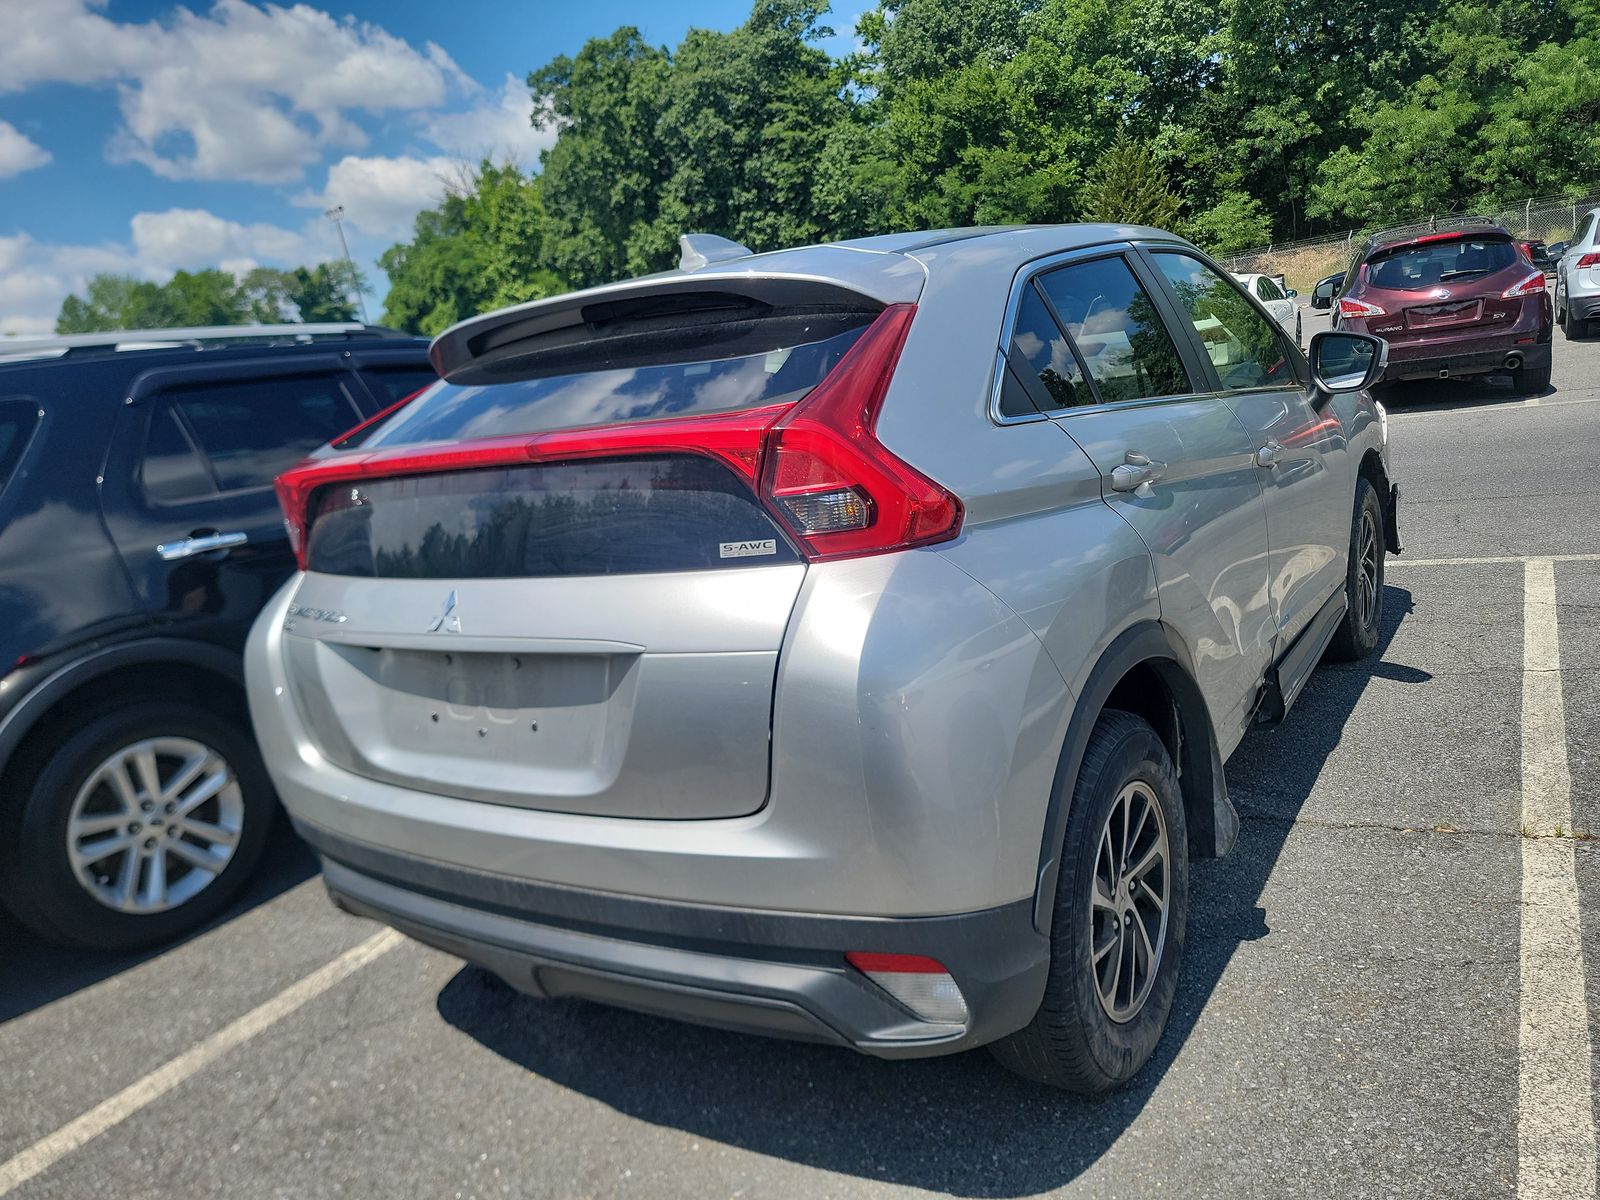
[0,322,413,365]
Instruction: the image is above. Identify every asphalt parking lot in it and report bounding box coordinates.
[4,311,1599,1199]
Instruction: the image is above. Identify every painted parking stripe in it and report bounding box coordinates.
[1517,558,1596,1198]
[0,928,403,1196]
[1391,553,1600,569]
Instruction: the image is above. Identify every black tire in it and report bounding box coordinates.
[0,701,276,949]
[1512,358,1552,395]
[989,711,1187,1092]
[1326,477,1385,662]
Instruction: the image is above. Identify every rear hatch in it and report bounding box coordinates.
[274,279,957,820]
[1359,232,1537,345]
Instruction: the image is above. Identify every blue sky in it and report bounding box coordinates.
[0,0,868,334]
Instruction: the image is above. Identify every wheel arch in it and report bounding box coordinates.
[1032,621,1237,935]
[0,639,246,803]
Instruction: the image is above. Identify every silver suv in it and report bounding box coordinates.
[246,226,1398,1091]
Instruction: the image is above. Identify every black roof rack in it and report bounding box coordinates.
[0,323,419,366]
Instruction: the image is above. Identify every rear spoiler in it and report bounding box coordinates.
[429,247,925,382]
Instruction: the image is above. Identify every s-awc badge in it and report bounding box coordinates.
[719,539,777,559]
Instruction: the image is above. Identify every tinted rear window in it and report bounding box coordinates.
[0,400,39,495]
[307,454,801,579]
[1367,237,1519,290]
[368,320,870,448]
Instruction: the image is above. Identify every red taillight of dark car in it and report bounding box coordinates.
[274,303,963,571]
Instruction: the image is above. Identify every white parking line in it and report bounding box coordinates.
[1391,553,1600,568]
[1517,558,1596,1199]
[0,928,403,1196]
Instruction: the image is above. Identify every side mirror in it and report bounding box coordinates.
[1285,288,1299,299]
[1548,241,1568,259]
[1309,331,1386,394]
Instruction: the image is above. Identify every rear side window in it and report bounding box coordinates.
[370,318,872,449]
[306,454,802,578]
[1366,237,1519,290]
[162,373,363,493]
[0,399,39,496]
[362,365,439,405]
[1151,252,1299,391]
[141,406,216,503]
[1034,257,1191,404]
[1009,285,1093,410]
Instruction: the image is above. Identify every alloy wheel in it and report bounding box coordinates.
[1089,780,1171,1023]
[65,737,244,914]
[1357,508,1380,633]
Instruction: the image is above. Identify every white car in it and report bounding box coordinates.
[1554,207,1599,339]
[1232,272,1301,346]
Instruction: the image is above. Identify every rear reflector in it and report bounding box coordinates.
[1338,297,1386,319]
[275,303,961,570]
[845,952,969,1025]
[1501,270,1546,299]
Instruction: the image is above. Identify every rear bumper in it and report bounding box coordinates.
[300,819,1051,1058]
[1568,292,1600,321]
[1383,339,1550,381]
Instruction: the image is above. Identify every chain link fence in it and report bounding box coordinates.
[1220,186,1600,294]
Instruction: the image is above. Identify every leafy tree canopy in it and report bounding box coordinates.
[55,263,365,333]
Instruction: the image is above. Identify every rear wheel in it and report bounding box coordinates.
[0,701,276,949]
[1512,358,1552,395]
[1326,477,1385,662]
[990,711,1187,1092]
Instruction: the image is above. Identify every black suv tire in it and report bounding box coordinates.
[0,701,276,950]
[990,711,1188,1092]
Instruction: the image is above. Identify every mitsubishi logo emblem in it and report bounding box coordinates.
[427,590,462,633]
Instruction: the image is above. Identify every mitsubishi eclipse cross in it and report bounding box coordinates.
[246,225,1399,1091]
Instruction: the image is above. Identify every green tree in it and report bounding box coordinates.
[56,263,368,333]
[379,161,562,335]
[1083,130,1183,228]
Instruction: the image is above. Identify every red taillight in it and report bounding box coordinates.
[1502,270,1546,299]
[273,303,962,571]
[1338,297,1386,319]
[760,303,961,560]
[1578,253,1600,269]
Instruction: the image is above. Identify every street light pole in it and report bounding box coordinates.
[323,205,369,324]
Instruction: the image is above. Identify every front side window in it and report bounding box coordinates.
[1256,277,1283,301]
[1034,257,1191,404]
[165,373,363,492]
[1151,252,1299,391]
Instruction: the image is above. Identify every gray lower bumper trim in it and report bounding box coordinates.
[302,821,1050,1058]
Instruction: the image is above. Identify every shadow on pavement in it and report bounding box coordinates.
[437,585,1417,1198]
[0,822,317,1025]
[1377,372,1549,413]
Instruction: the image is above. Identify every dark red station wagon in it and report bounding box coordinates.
[1334,218,1553,394]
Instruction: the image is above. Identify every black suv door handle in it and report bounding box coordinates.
[155,530,249,561]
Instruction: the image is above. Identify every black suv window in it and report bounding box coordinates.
[0,399,39,496]
[1033,256,1191,404]
[363,365,439,405]
[158,373,363,494]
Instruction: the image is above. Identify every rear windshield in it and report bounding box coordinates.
[368,319,870,448]
[306,454,802,579]
[1367,237,1519,290]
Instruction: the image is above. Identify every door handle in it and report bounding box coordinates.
[1109,451,1166,494]
[156,531,249,561]
[1255,441,1285,468]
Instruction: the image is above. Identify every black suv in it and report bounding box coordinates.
[0,324,435,949]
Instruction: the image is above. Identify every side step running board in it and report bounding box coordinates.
[1255,590,1348,726]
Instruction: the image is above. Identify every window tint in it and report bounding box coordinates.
[1257,277,1282,301]
[0,400,39,496]
[363,365,439,405]
[1009,285,1093,410]
[1152,253,1299,391]
[141,406,216,503]
[307,455,801,579]
[370,320,870,449]
[1579,214,1596,245]
[1366,237,1519,290]
[1034,257,1191,404]
[167,374,362,492]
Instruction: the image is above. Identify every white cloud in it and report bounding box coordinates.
[421,74,556,166]
[0,0,471,184]
[294,154,458,240]
[0,210,339,336]
[0,120,51,177]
